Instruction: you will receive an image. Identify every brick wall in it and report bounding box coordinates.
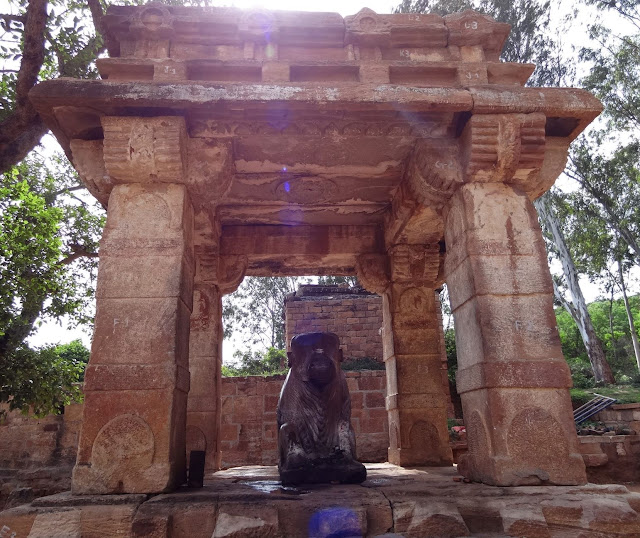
[220,371,389,468]
[594,403,640,431]
[0,403,82,470]
[285,285,383,362]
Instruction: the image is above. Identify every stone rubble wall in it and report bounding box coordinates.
[0,371,389,492]
[284,288,384,362]
[0,403,82,471]
[594,403,640,432]
[578,434,640,483]
[0,403,83,509]
[220,371,388,468]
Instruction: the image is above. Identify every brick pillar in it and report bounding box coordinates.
[72,183,194,494]
[382,246,453,466]
[444,182,586,485]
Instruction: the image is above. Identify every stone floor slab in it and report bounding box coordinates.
[3,464,640,537]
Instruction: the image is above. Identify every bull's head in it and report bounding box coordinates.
[288,332,343,387]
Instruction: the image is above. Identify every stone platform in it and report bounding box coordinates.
[2,463,640,537]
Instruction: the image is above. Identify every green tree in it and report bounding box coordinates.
[222,347,288,377]
[0,344,85,417]
[0,154,103,414]
[54,338,91,379]
[223,277,310,351]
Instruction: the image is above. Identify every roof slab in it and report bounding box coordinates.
[29,4,602,276]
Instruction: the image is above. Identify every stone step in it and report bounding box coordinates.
[2,464,640,537]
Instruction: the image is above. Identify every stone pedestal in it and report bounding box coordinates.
[72,183,194,494]
[444,183,586,485]
[382,246,453,466]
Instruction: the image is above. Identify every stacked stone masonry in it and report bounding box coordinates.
[0,404,82,510]
[285,286,384,362]
[25,2,604,495]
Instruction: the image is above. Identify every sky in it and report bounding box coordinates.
[208,0,397,16]
[25,0,638,361]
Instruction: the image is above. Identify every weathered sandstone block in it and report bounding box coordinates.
[72,184,194,494]
[445,183,586,485]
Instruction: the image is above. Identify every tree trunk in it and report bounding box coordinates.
[617,259,640,371]
[535,194,615,384]
[0,0,48,174]
[609,286,618,363]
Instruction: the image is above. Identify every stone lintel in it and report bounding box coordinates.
[221,224,384,277]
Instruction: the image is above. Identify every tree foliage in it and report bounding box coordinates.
[0,154,103,358]
[222,347,288,377]
[1,340,89,417]
[557,294,640,384]
[223,277,310,352]
[0,154,103,414]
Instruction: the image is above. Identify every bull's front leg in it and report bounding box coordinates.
[337,420,357,459]
[279,422,308,471]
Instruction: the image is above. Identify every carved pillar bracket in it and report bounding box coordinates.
[405,140,464,211]
[444,182,586,486]
[217,255,248,295]
[461,112,547,191]
[405,113,550,219]
[69,139,111,207]
[355,253,390,295]
[382,242,453,467]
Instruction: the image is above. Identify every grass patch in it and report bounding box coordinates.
[571,384,640,408]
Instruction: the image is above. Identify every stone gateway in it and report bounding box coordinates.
[25,3,602,494]
[277,332,367,485]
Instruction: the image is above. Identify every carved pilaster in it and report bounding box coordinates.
[381,242,452,467]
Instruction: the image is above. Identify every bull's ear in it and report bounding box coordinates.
[287,351,294,368]
[338,348,344,363]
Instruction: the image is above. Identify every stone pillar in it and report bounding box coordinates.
[186,216,246,472]
[377,246,453,466]
[187,283,224,472]
[73,183,194,494]
[444,182,586,485]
